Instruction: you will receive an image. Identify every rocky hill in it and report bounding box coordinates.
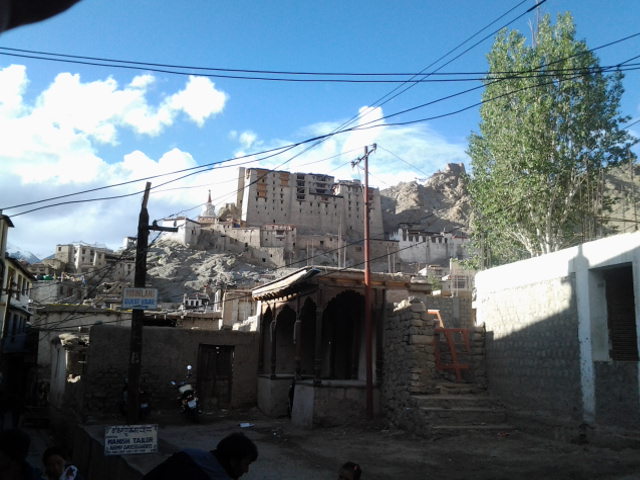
[380,163,470,235]
[145,239,292,305]
[606,162,640,234]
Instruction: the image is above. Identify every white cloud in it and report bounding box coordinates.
[128,74,155,89]
[254,105,469,187]
[0,64,28,117]
[0,67,466,259]
[0,65,232,257]
[1,66,229,148]
[166,76,228,126]
[239,131,257,149]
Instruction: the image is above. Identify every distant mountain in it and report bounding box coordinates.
[605,162,640,235]
[5,243,40,264]
[380,163,470,235]
[378,161,640,239]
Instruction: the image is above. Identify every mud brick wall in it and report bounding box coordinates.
[382,298,438,430]
[81,325,259,416]
[477,275,583,420]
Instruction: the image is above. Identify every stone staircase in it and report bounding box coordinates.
[410,382,512,432]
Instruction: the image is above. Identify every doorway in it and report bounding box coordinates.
[604,265,638,361]
[197,345,234,410]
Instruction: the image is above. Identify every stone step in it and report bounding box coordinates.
[433,382,486,394]
[417,405,508,426]
[430,424,515,432]
[412,393,499,409]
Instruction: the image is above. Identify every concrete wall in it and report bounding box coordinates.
[257,375,292,417]
[478,275,582,420]
[291,380,379,428]
[475,231,640,431]
[82,325,259,415]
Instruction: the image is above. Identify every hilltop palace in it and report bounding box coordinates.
[158,167,469,272]
[27,166,471,307]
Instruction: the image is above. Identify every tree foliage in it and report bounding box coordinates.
[467,13,637,267]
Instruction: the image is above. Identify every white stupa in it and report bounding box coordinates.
[198,190,216,224]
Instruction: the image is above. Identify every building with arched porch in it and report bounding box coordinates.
[251,266,426,426]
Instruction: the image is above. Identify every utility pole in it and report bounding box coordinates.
[352,143,376,419]
[127,183,177,424]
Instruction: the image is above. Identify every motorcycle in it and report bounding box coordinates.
[170,365,200,421]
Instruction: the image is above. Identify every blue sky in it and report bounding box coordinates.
[0,0,639,258]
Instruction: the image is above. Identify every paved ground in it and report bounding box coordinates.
[22,409,640,479]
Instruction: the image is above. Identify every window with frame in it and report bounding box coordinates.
[604,265,638,361]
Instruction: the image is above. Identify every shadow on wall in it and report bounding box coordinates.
[483,268,640,433]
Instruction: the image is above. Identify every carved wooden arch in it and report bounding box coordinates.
[321,289,365,380]
[258,304,274,374]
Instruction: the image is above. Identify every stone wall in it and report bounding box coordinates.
[425,295,474,329]
[382,297,485,432]
[81,325,259,416]
[291,380,380,427]
[382,298,437,431]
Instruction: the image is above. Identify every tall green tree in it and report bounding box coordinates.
[467,12,637,267]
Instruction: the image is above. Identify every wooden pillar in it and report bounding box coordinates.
[351,305,361,380]
[257,305,265,373]
[294,318,302,378]
[328,315,336,378]
[313,306,323,384]
[375,289,385,383]
[270,304,278,379]
[294,297,302,378]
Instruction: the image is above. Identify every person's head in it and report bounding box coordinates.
[213,432,258,479]
[42,446,68,480]
[339,461,362,480]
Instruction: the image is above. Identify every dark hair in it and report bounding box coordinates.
[42,446,68,464]
[215,433,258,462]
[341,461,362,480]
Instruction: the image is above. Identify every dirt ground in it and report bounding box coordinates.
[117,409,640,480]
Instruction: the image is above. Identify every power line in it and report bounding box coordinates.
[8,60,638,218]
[5,32,639,218]
[376,145,439,180]
[4,44,637,82]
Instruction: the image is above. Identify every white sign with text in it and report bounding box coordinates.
[122,287,158,310]
[104,424,158,456]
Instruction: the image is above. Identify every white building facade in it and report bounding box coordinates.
[390,225,470,265]
[237,168,384,241]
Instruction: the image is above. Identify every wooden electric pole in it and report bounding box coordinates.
[126,182,151,424]
[353,143,376,419]
[127,183,177,424]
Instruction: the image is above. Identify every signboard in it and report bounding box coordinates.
[122,287,158,310]
[104,424,158,456]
